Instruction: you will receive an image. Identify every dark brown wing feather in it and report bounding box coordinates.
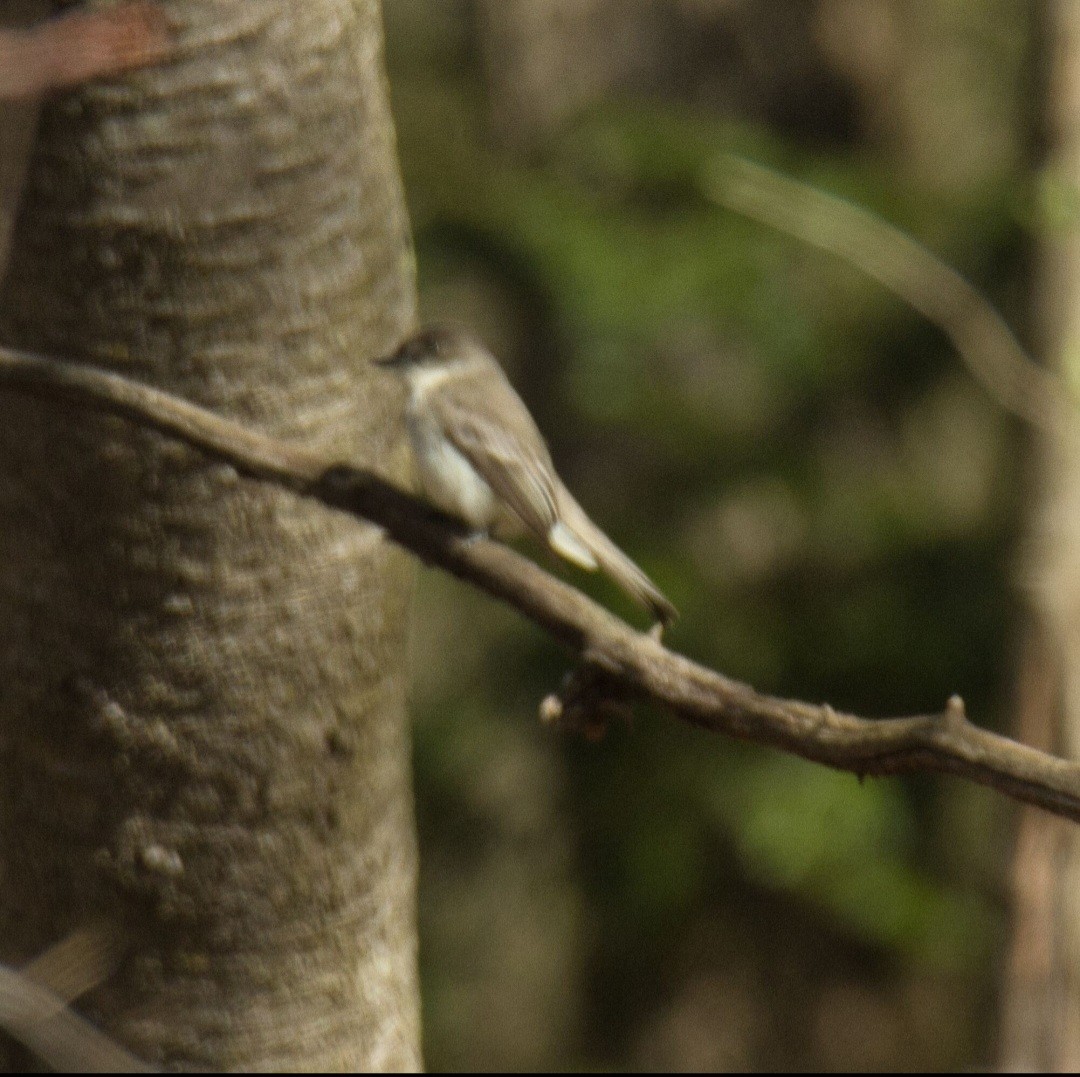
[430,364,562,539]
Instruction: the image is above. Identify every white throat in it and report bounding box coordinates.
[403,363,497,530]
[405,362,459,402]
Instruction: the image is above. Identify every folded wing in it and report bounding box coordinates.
[432,366,677,625]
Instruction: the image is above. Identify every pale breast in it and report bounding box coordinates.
[406,404,497,530]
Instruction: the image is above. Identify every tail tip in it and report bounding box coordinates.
[651,595,678,629]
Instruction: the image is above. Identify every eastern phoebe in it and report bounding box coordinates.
[377,326,677,626]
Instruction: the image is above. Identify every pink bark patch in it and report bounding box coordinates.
[0,2,168,100]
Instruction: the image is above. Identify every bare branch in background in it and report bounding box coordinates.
[3,343,1080,823]
[704,154,1076,439]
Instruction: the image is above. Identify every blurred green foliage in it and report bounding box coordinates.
[385,1,1030,1069]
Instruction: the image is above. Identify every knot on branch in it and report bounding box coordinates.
[540,655,633,742]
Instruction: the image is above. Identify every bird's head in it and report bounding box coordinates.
[375,325,480,373]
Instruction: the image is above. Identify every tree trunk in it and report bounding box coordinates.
[1000,1,1080,1069]
[0,0,420,1069]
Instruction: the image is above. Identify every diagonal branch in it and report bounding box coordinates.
[0,923,150,1072]
[3,343,1080,822]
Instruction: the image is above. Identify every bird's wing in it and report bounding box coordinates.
[429,358,677,625]
[431,368,562,539]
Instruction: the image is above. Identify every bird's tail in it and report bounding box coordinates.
[549,490,678,627]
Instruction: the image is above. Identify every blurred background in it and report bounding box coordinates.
[382,1,1058,1069]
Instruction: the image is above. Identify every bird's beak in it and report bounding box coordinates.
[373,347,405,368]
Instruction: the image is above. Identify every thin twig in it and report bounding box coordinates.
[2,344,1080,821]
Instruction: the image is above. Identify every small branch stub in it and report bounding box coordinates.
[944,694,969,730]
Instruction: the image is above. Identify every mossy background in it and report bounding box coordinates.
[384,2,1038,1068]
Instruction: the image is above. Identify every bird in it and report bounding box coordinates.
[376,325,677,626]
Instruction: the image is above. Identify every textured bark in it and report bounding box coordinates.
[0,0,419,1070]
[1000,1,1080,1069]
